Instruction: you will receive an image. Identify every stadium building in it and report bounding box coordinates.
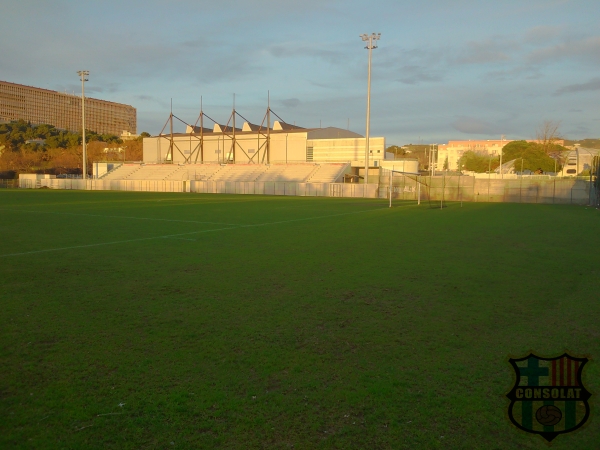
[117,109,390,184]
[0,80,136,136]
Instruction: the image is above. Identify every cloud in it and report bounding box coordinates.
[451,116,498,135]
[281,98,300,108]
[378,45,447,85]
[524,25,563,44]
[455,39,514,64]
[484,65,542,82]
[268,43,345,65]
[396,66,443,85]
[52,83,117,95]
[564,125,590,137]
[308,80,344,90]
[528,36,600,64]
[555,77,600,95]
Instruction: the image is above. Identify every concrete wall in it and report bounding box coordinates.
[192,181,379,197]
[308,137,385,163]
[27,177,380,198]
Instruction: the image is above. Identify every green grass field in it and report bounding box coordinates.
[1,190,599,449]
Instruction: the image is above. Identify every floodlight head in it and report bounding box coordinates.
[360,34,368,41]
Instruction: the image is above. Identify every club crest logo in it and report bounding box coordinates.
[507,353,591,442]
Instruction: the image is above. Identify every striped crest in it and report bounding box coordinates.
[507,353,591,442]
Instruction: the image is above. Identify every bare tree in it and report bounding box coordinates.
[536,120,562,154]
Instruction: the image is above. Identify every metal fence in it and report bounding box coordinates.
[380,172,598,206]
[0,179,19,188]
[19,177,380,199]
[191,180,378,198]
[14,171,600,206]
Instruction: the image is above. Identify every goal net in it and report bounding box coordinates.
[381,168,443,208]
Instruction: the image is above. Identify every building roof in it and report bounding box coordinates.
[273,121,306,131]
[213,124,242,133]
[306,127,363,139]
[185,125,213,134]
[157,125,366,139]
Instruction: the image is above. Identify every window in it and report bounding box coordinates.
[306,146,313,161]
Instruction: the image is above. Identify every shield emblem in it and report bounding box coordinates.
[507,353,591,442]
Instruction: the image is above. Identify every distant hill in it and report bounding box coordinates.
[564,138,600,149]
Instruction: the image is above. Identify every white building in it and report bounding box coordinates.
[143,121,390,180]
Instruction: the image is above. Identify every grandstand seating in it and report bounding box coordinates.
[126,165,180,180]
[164,165,222,181]
[208,164,267,182]
[307,164,347,182]
[99,163,349,183]
[101,164,142,180]
[255,164,318,182]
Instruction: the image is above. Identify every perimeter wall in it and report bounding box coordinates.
[16,173,598,205]
[21,178,380,198]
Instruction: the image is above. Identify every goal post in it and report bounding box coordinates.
[382,168,424,207]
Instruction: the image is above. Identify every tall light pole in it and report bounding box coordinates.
[360,32,380,184]
[77,70,89,179]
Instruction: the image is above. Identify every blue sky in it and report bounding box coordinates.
[1,0,599,144]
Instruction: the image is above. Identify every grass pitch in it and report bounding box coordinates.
[1,190,599,449]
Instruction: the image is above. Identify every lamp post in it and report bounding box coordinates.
[499,134,505,179]
[77,70,89,180]
[360,32,380,184]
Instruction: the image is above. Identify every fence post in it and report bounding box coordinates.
[589,174,593,206]
[519,175,522,203]
[441,172,445,209]
[458,173,463,207]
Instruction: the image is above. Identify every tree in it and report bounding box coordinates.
[385,145,406,159]
[536,120,562,155]
[458,151,499,173]
[502,140,561,173]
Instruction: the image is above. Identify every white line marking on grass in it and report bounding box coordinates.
[0,209,238,226]
[0,205,413,257]
[236,206,390,227]
[0,226,240,257]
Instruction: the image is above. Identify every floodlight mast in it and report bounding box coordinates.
[360,33,380,185]
[77,70,90,180]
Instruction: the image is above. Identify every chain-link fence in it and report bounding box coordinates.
[380,171,598,206]
[0,179,19,189]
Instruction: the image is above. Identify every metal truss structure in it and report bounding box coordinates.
[158,95,292,165]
